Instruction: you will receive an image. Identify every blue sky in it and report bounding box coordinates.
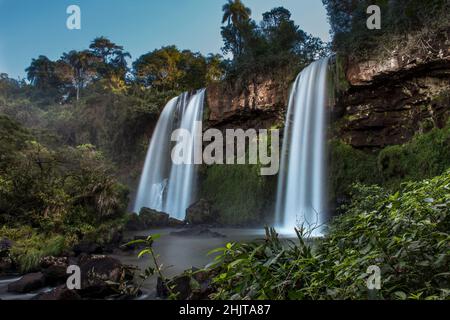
[0,0,330,79]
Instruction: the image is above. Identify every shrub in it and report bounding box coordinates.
[0,116,129,271]
[330,121,450,201]
[378,121,450,188]
[206,170,450,300]
[0,226,68,273]
[328,140,379,203]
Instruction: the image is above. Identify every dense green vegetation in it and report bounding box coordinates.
[322,0,450,58]
[200,163,276,226]
[204,170,450,300]
[329,120,450,206]
[0,116,128,271]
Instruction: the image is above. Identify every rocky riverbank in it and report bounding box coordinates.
[0,207,263,300]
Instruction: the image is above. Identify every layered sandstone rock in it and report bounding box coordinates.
[204,28,450,150]
[346,28,450,86]
[205,74,290,129]
[335,28,450,149]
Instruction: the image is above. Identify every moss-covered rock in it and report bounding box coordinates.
[199,163,277,226]
[186,199,215,225]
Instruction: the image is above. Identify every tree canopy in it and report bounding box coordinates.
[322,0,450,57]
[221,3,328,79]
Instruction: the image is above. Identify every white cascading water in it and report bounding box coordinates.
[133,89,205,220]
[164,89,205,218]
[275,58,329,235]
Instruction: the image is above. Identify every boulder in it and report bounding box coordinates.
[168,217,185,228]
[33,285,81,300]
[73,241,103,256]
[171,227,226,238]
[157,275,191,300]
[77,255,133,298]
[139,208,170,227]
[42,264,68,286]
[157,268,215,300]
[190,269,215,300]
[126,209,186,230]
[185,199,215,225]
[7,272,46,293]
[0,238,13,257]
[125,213,146,231]
[0,256,14,275]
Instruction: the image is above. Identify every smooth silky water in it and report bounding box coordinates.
[275,58,330,236]
[112,228,269,299]
[134,90,205,220]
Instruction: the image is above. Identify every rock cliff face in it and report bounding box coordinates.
[204,29,450,150]
[335,28,450,149]
[205,73,291,130]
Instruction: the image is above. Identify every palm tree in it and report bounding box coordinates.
[221,0,252,57]
[222,0,251,26]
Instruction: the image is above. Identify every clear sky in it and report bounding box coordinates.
[0,0,330,79]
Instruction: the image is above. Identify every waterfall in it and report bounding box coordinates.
[275,58,330,235]
[133,89,205,220]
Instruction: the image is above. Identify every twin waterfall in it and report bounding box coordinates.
[134,59,330,234]
[133,90,205,220]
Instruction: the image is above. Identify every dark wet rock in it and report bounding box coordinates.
[156,277,169,298]
[42,265,68,286]
[0,238,15,275]
[186,199,215,225]
[77,255,133,298]
[171,227,226,238]
[126,209,186,231]
[125,208,173,230]
[139,208,170,227]
[0,238,13,257]
[157,268,215,300]
[157,275,191,300]
[73,241,103,256]
[125,213,146,231]
[7,272,46,293]
[33,285,81,300]
[168,217,186,228]
[0,256,14,275]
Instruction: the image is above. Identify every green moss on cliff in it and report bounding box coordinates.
[330,120,450,203]
[200,163,276,226]
[329,140,379,204]
[378,121,450,188]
